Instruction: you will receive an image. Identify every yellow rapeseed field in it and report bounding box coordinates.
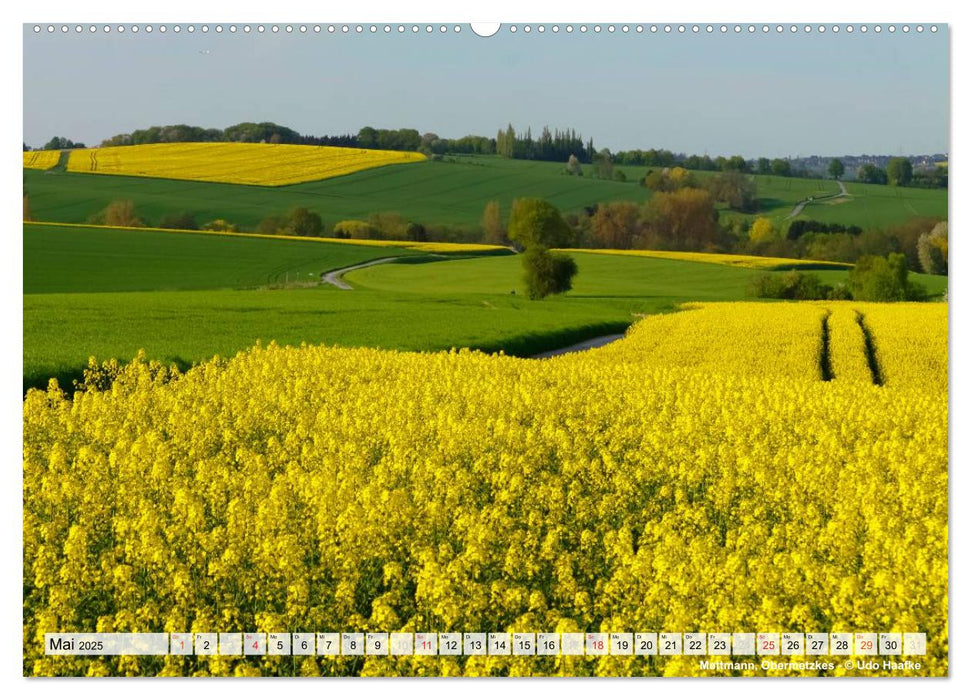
[23,150,61,170]
[22,302,947,677]
[65,143,427,186]
[559,248,851,270]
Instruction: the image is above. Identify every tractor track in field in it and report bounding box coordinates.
[855,311,884,386]
[819,311,834,381]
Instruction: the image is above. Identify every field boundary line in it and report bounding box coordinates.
[22,220,507,254]
[556,247,852,270]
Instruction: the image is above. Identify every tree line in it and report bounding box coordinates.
[857,157,948,188]
[78,153,946,281]
[571,192,946,277]
[24,137,86,151]
[33,120,945,189]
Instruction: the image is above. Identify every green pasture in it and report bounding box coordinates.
[797,180,948,228]
[348,252,945,299]
[23,223,429,293]
[24,288,645,392]
[24,156,644,231]
[348,251,786,297]
[692,171,948,228]
[25,155,946,234]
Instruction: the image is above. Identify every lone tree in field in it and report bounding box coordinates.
[828,158,845,180]
[522,247,578,299]
[566,154,583,176]
[593,149,614,180]
[507,198,578,300]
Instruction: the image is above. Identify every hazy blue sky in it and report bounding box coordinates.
[23,25,949,157]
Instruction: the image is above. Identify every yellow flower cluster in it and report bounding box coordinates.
[559,248,851,270]
[23,150,61,170]
[65,143,427,186]
[23,302,947,677]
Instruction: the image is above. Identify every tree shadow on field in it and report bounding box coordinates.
[474,321,632,358]
[23,366,86,397]
[757,197,787,211]
[23,356,197,398]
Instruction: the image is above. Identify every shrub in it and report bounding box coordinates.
[785,219,863,240]
[523,247,578,300]
[566,154,583,176]
[88,200,143,227]
[367,212,409,240]
[642,166,695,192]
[333,220,376,240]
[159,212,199,230]
[705,171,758,212]
[748,217,776,244]
[917,222,948,275]
[405,222,427,242]
[828,283,853,301]
[849,253,925,301]
[200,219,238,232]
[258,215,289,236]
[289,207,323,237]
[590,201,639,249]
[747,271,833,300]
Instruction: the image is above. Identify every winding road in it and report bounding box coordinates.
[531,333,625,358]
[320,256,404,290]
[786,180,849,219]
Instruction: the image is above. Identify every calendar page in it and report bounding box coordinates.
[19,4,950,682]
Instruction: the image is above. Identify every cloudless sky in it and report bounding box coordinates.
[23,24,949,158]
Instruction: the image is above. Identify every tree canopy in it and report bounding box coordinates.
[508,198,575,249]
